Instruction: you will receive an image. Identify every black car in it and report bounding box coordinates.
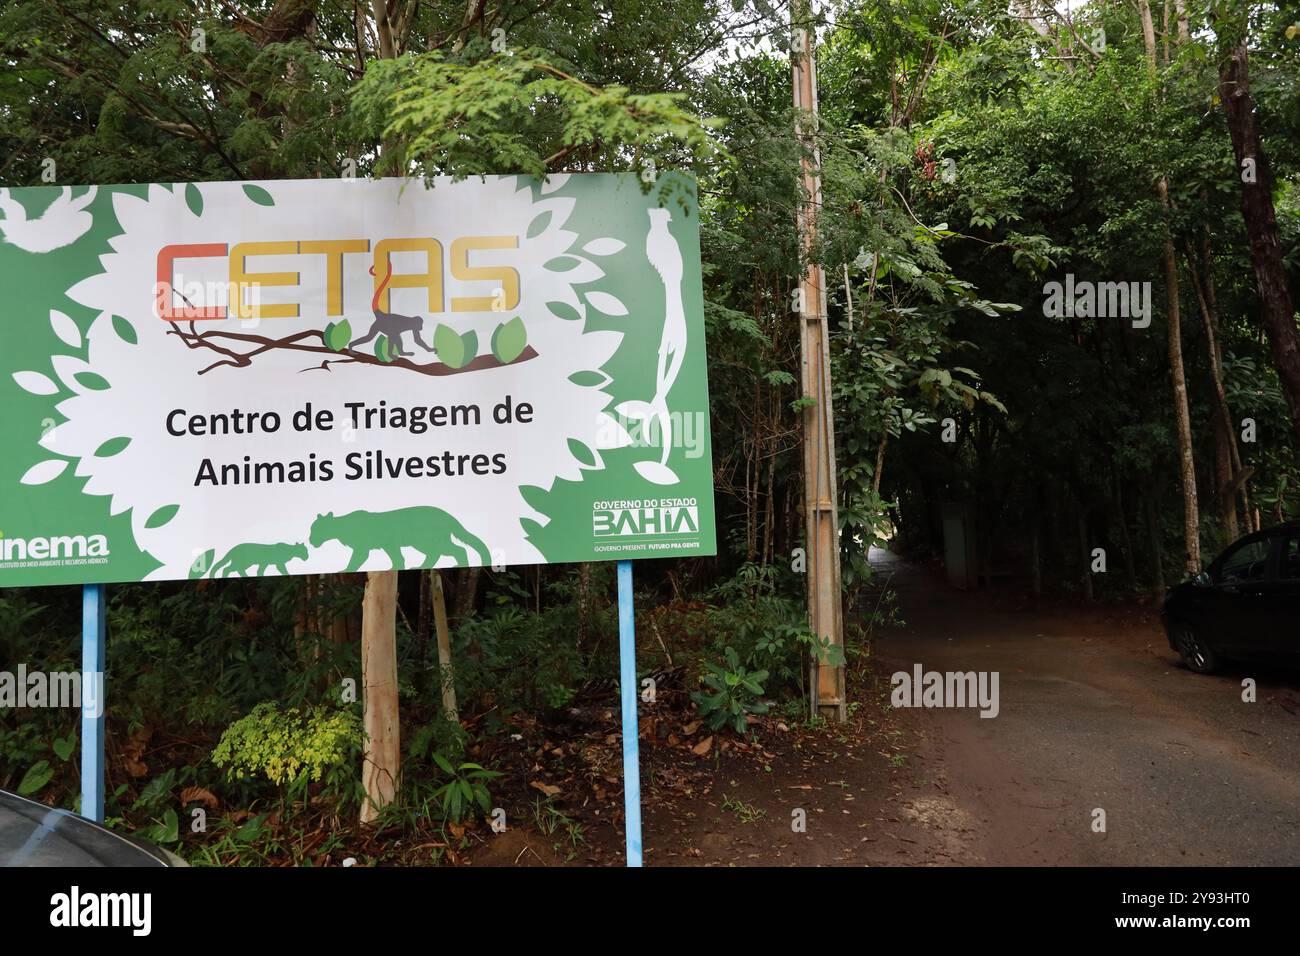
[1163,521,1300,673]
[0,789,183,866]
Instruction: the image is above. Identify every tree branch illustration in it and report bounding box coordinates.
[166,322,537,376]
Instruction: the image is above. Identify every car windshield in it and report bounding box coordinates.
[1216,537,1270,583]
[1281,535,1300,580]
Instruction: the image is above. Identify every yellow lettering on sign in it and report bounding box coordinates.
[230,241,300,319]
[373,238,442,313]
[301,240,370,316]
[450,236,520,312]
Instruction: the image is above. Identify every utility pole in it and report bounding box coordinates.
[791,0,845,722]
[360,1,402,825]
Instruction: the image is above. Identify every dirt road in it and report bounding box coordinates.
[470,550,1300,866]
[873,549,1300,866]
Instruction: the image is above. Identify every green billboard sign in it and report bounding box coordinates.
[0,173,715,584]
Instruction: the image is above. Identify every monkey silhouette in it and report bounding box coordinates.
[349,261,434,357]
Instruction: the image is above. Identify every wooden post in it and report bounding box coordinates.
[360,570,400,824]
[431,570,459,725]
[358,0,404,828]
[791,0,846,722]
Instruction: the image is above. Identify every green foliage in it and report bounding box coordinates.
[17,759,54,796]
[351,47,721,182]
[212,702,363,791]
[452,571,609,713]
[692,646,770,734]
[430,751,500,823]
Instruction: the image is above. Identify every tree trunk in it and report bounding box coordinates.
[1145,492,1166,597]
[1141,0,1200,574]
[360,569,399,824]
[1219,36,1300,451]
[1163,232,1201,573]
[1113,469,1138,590]
[432,571,459,725]
[1187,249,1240,544]
[454,566,481,622]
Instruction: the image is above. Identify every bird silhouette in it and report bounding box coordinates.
[0,186,98,253]
[632,207,688,485]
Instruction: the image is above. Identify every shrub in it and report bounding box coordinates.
[212,702,363,805]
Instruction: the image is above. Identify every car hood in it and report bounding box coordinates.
[0,789,178,866]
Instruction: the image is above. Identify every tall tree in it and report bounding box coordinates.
[1216,22,1300,451]
[1140,0,1201,573]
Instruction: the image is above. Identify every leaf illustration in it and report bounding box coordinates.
[185,182,203,217]
[435,325,477,369]
[325,319,352,351]
[615,399,655,421]
[635,460,680,485]
[583,238,625,256]
[543,255,581,273]
[434,324,464,368]
[111,315,138,345]
[20,460,68,485]
[546,300,583,322]
[375,334,393,363]
[50,310,81,348]
[74,371,110,391]
[13,371,58,395]
[94,436,131,457]
[518,484,550,513]
[491,317,527,364]
[526,211,553,239]
[567,438,598,468]
[568,370,608,388]
[585,291,628,316]
[145,504,180,529]
[242,184,275,206]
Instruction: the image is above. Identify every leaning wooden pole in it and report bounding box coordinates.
[359,1,402,824]
[791,0,846,722]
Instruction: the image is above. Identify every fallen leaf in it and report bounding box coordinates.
[682,721,701,735]
[179,786,219,809]
[692,736,713,756]
[530,780,561,798]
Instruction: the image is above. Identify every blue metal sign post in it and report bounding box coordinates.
[617,560,642,867]
[80,584,106,823]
